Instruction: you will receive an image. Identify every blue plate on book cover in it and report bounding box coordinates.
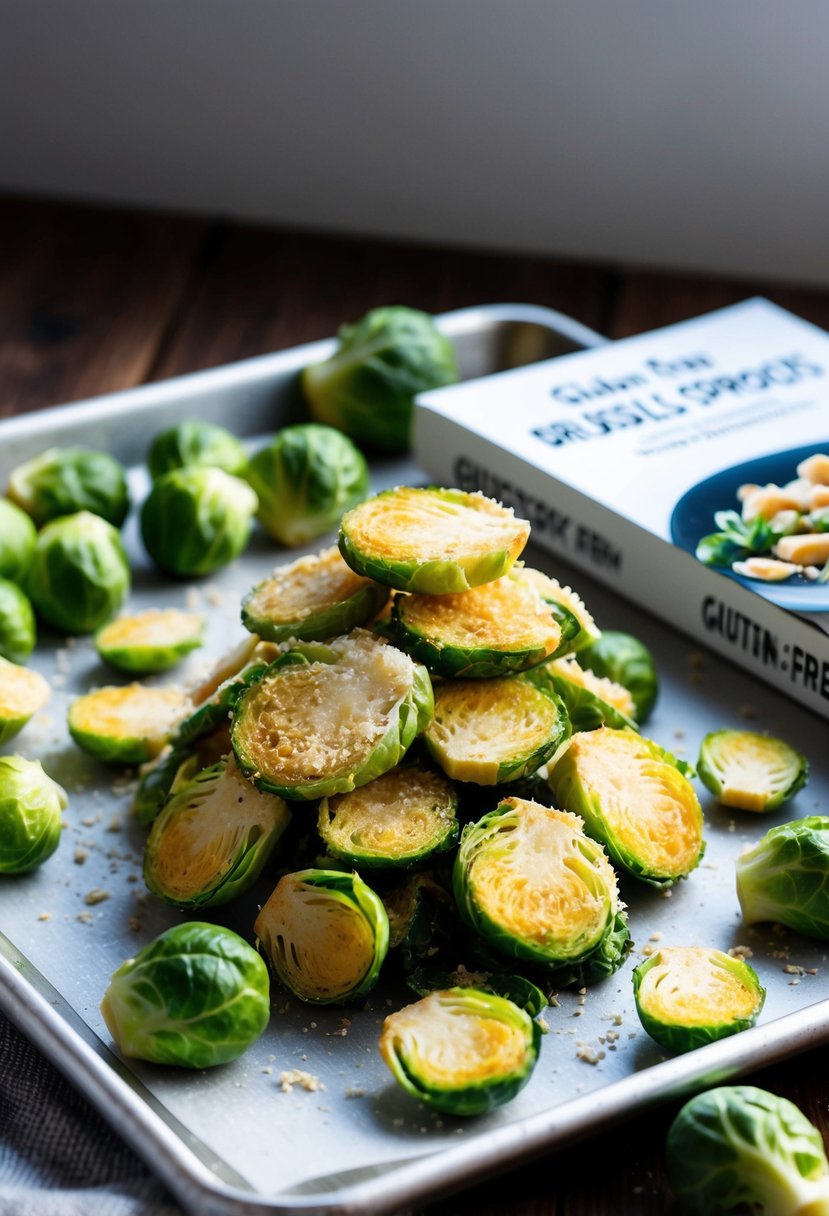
[670,441,829,613]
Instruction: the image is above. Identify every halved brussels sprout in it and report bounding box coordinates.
[318,762,458,868]
[737,816,829,939]
[254,868,389,1003]
[246,424,369,548]
[549,727,704,888]
[231,630,433,800]
[339,487,530,594]
[576,629,659,723]
[0,755,67,873]
[379,987,539,1115]
[453,797,629,980]
[0,579,36,664]
[518,569,601,654]
[141,467,258,577]
[7,446,130,528]
[697,729,809,812]
[144,756,291,908]
[147,421,248,481]
[68,684,189,764]
[0,498,36,583]
[302,305,458,454]
[633,946,765,1053]
[101,921,270,1068]
[95,609,205,674]
[27,511,131,634]
[241,546,389,643]
[390,569,565,679]
[527,655,638,732]
[382,872,458,971]
[0,657,50,744]
[424,675,568,785]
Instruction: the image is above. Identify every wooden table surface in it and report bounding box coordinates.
[3,195,829,1214]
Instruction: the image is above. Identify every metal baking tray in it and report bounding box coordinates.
[2,303,829,1216]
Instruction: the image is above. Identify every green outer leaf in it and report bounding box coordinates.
[380,987,539,1116]
[632,949,765,1054]
[576,630,659,723]
[0,756,67,874]
[26,511,131,635]
[140,467,257,577]
[697,729,809,811]
[100,922,270,1068]
[0,498,36,583]
[0,579,36,664]
[147,421,248,481]
[666,1086,829,1216]
[736,816,829,939]
[242,573,388,643]
[382,873,459,970]
[132,749,198,827]
[406,967,548,1018]
[8,446,130,528]
[173,663,268,749]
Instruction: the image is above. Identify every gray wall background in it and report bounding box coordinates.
[2,1,826,284]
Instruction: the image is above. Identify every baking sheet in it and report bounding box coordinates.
[2,304,829,1216]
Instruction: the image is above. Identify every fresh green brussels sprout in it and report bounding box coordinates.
[666,1085,829,1215]
[0,657,50,744]
[8,446,129,528]
[736,816,829,939]
[549,727,704,887]
[379,987,539,1115]
[241,546,388,642]
[382,873,458,971]
[140,467,258,577]
[0,579,36,664]
[339,487,531,594]
[526,655,638,732]
[0,755,66,873]
[576,629,659,723]
[26,511,130,634]
[302,305,458,454]
[95,609,205,674]
[0,498,36,582]
[453,798,630,983]
[144,756,291,908]
[254,868,389,1003]
[424,674,568,785]
[147,420,248,481]
[100,921,270,1068]
[390,569,568,679]
[633,946,765,1053]
[318,762,458,868]
[68,683,189,764]
[517,569,601,654]
[246,424,369,548]
[231,630,433,800]
[697,729,809,812]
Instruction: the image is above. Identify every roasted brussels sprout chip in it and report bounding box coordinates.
[0,498,36,582]
[246,424,369,548]
[527,655,638,732]
[7,446,129,528]
[232,630,433,800]
[144,756,291,908]
[95,608,205,674]
[339,487,530,595]
[549,727,704,887]
[27,511,130,634]
[101,922,270,1068]
[518,569,601,655]
[633,946,765,1053]
[453,798,629,981]
[0,657,50,744]
[68,683,189,764]
[576,629,659,723]
[254,868,389,1003]
[318,762,458,868]
[141,467,258,577]
[380,987,539,1115]
[736,816,829,939]
[0,755,66,873]
[667,1086,829,1216]
[424,675,568,785]
[147,421,248,481]
[391,569,567,679]
[697,729,809,812]
[302,305,458,454]
[241,546,388,643]
[0,579,36,664]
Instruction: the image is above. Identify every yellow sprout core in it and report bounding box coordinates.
[399,572,561,655]
[638,946,760,1026]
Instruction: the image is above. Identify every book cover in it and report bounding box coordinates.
[414,297,829,719]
